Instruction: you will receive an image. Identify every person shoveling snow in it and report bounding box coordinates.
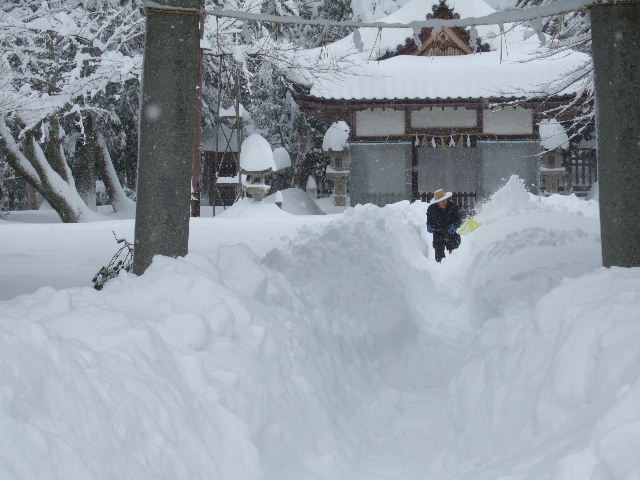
[426,188,462,263]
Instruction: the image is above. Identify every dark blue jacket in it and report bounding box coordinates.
[427,202,462,233]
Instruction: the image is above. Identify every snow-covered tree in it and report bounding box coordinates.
[351,0,410,22]
[201,0,356,195]
[0,0,141,221]
[515,0,594,143]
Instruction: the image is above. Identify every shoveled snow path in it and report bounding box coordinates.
[341,337,468,480]
[296,208,474,480]
[344,259,473,480]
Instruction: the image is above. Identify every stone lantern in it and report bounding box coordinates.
[538,118,569,194]
[540,147,567,194]
[240,133,275,201]
[325,150,351,206]
[322,121,351,207]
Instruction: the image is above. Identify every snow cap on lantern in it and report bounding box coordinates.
[272,147,292,171]
[322,121,350,152]
[539,118,569,151]
[240,133,276,173]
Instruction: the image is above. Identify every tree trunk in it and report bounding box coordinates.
[26,182,39,210]
[0,119,86,223]
[75,113,98,210]
[44,118,71,182]
[96,131,136,213]
[21,131,80,223]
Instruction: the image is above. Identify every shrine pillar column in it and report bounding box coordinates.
[591,1,640,267]
[133,0,203,275]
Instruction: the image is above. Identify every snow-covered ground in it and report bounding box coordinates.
[1,180,639,480]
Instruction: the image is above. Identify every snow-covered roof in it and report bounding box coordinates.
[240,134,276,172]
[322,121,350,152]
[302,0,590,101]
[219,104,251,120]
[539,119,569,151]
[272,147,292,170]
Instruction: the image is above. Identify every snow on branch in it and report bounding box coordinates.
[0,118,40,185]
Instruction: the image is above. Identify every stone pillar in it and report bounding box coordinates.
[133,0,203,274]
[326,150,350,206]
[591,2,640,267]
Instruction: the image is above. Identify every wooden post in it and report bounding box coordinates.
[133,0,203,275]
[591,1,640,267]
[411,138,419,202]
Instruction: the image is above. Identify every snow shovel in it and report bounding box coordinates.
[456,219,483,235]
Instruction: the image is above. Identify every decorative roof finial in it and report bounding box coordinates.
[427,1,460,20]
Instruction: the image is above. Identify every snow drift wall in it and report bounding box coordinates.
[443,177,640,480]
[0,200,434,480]
[2,176,640,480]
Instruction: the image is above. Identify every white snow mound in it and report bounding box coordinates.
[1,177,639,480]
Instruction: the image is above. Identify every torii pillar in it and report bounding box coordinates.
[591,1,640,267]
[133,0,203,275]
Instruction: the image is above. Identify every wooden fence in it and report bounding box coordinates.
[568,148,597,195]
[358,193,406,207]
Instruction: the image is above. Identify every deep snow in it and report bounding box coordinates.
[1,179,639,480]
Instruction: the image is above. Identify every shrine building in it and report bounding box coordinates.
[295,0,592,209]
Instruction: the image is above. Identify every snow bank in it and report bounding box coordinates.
[216,197,290,219]
[0,199,438,480]
[437,177,640,480]
[263,188,326,215]
[449,176,601,320]
[446,267,640,480]
[2,175,640,480]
